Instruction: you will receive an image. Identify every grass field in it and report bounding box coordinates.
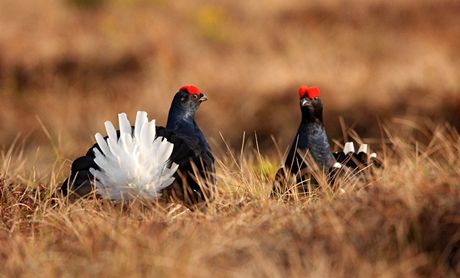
[1,124,460,276]
[0,0,459,276]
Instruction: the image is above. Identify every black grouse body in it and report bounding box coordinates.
[273,85,380,195]
[61,85,215,205]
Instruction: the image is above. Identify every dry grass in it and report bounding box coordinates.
[0,0,460,276]
[1,124,460,277]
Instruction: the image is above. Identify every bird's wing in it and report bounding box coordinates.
[61,156,98,197]
[156,128,216,204]
[282,136,309,176]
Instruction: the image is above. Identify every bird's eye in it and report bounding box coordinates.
[314,97,319,100]
[192,95,198,99]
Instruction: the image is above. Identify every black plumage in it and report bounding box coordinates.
[61,85,215,205]
[273,86,379,195]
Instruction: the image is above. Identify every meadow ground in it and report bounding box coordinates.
[0,0,460,277]
[1,124,460,277]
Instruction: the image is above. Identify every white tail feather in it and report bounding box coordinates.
[343,142,355,154]
[89,111,178,201]
[358,144,368,154]
[333,162,343,169]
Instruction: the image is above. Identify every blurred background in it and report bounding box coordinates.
[0,0,459,167]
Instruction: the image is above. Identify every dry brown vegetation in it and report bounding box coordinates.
[0,0,459,277]
[1,125,460,277]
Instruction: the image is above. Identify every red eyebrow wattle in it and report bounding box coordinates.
[180,85,201,95]
[298,85,320,99]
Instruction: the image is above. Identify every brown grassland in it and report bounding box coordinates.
[0,0,460,277]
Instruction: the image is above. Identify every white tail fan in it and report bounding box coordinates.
[89,111,179,201]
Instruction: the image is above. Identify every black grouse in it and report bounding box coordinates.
[61,85,215,205]
[272,85,379,195]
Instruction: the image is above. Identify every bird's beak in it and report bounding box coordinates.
[199,94,208,102]
[301,98,311,107]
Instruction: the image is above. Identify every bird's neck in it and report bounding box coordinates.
[297,120,324,147]
[167,107,195,132]
[166,107,208,146]
[301,107,323,124]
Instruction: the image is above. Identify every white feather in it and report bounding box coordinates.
[343,142,355,154]
[89,111,179,201]
[358,144,368,154]
[333,162,343,169]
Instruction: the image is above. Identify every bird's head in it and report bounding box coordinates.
[171,85,208,114]
[298,85,323,122]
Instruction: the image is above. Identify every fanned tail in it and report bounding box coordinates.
[89,111,179,201]
[333,142,382,170]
